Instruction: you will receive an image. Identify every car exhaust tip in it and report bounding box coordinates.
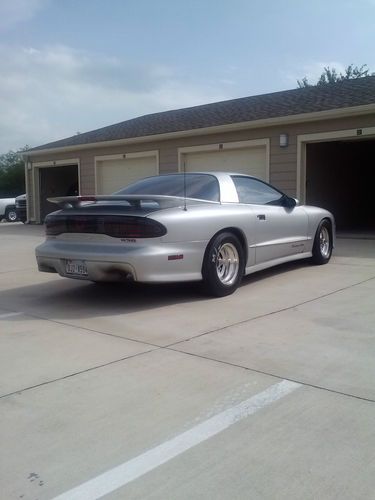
[103,268,135,282]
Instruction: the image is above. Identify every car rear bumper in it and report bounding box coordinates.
[35,238,207,283]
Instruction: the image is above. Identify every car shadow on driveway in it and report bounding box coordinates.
[0,260,309,322]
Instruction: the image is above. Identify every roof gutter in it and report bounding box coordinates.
[24,103,375,157]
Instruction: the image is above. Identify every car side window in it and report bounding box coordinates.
[231,176,284,205]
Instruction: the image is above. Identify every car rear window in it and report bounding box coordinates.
[115,174,220,202]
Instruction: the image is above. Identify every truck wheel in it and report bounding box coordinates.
[5,208,17,222]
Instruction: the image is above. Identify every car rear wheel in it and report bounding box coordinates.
[311,220,332,265]
[5,208,17,222]
[202,232,245,297]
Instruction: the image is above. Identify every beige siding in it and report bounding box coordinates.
[159,146,178,173]
[28,112,375,219]
[269,136,297,195]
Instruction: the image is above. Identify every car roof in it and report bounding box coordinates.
[150,171,258,180]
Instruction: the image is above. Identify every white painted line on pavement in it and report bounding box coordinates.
[53,379,301,500]
[0,312,23,319]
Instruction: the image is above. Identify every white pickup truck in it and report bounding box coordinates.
[0,197,17,222]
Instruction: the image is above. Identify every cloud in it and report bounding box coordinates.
[0,0,47,31]
[0,44,231,152]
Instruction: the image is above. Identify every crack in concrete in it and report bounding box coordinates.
[0,267,35,274]
[0,348,157,400]
[166,347,375,404]
[165,275,375,347]
[1,274,374,403]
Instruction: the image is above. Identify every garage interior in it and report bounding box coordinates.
[306,139,375,233]
[39,165,78,221]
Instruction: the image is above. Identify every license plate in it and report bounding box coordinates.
[65,259,88,276]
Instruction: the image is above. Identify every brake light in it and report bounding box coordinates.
[45,215,166,238]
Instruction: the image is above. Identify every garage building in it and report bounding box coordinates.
[25,76,375,232]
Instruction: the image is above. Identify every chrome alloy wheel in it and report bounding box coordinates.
[215,242,239,286]
[319,226,330,257]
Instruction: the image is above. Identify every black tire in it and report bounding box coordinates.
[311,220,332,265]
[5,207,17,222]
[202,232,245,297]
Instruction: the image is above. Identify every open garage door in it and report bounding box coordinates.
[39,164,78,221]
[306,139,375,232]
[182,144,268,180]
[96,153,158,194]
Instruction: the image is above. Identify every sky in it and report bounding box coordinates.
[0,0,374,153]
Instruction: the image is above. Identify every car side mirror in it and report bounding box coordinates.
[282,195,297,209]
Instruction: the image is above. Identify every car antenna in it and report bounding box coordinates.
[183,159,187,211]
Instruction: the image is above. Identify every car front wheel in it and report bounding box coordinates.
[311,220,332,265]
[202,232,245,297]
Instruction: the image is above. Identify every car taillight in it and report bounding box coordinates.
[45,215,166,238]
[45,216,67,236]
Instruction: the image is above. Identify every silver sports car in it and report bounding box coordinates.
[36,172,335,296]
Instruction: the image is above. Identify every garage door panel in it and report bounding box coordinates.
[96,156,158,194]
[183,146,267,180]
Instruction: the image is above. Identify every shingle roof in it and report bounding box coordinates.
[30,76,375,152]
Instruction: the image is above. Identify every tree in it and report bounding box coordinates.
[297,64,375,88]
[0,146,29,197]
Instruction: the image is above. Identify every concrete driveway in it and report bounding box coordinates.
[1,223,374,500]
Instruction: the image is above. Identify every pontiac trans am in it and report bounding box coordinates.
[35,172,335,296]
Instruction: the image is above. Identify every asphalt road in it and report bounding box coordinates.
[1,223,375,500]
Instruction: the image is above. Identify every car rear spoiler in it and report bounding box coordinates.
[47,194,218,209]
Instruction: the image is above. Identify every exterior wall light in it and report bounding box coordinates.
[279,133,289,147]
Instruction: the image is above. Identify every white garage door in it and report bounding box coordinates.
[96,155,158,194]
[183,146,267,180]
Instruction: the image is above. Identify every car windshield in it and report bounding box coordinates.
[115,174,220,202]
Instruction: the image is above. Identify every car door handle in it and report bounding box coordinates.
[257,214,266,220]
